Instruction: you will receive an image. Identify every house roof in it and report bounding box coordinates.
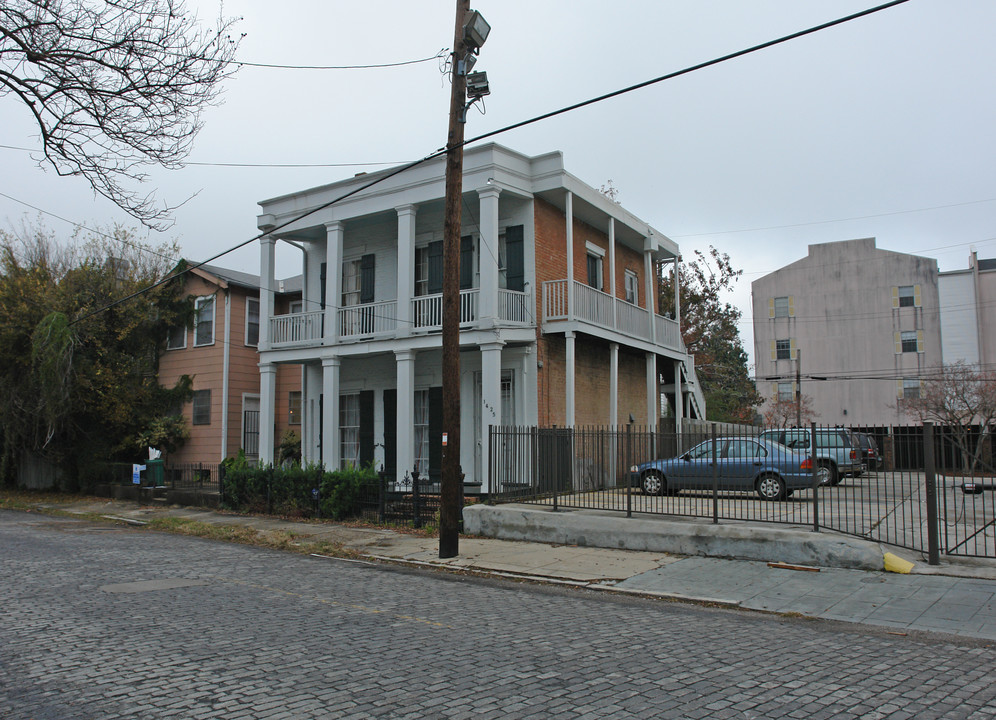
[194,262,302,294]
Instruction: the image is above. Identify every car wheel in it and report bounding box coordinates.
[641,471,666,496]
[756,474,786,501]
[816,462,839,486]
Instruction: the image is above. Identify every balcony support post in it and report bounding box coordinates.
[396,205,416,336]
[481,341,504,493]
[609,342,619,426]
[395,350,415,484]
[478,185,501,327]
[608,218,616,301]
[259,362,277,465]
[324,221,343,345]
[646,352,657,427]
[644,241,656,344]
[259,235,275,349]
[565,330,576,427]
[565,191,574,322]
[322,356,341,471]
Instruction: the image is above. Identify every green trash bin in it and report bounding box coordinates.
[147,458,165,487]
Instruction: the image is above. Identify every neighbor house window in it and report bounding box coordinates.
[777,382,794,402]
[192,390,211,425]
[339,393,360,469]
[586,246,604,291]
[773,296,790,318]
[342,259,361,308]
[903,378,921,400]
[413,389,429,478]
[898,285,915,307]
[776,339,791,360]
[624,270,639,304]
[288,391,301,425]
[166,324,186,350]
[901,330,918,353]
[194,296,215,346]
[289,300,303,314]
[245,297,260,346]
[414,247,430,296]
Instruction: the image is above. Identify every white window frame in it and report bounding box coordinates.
[289,300,304,314]
[586,253,603,292]
[341,258,362,308]
[775,339,791,360]
[288,390,302,426]
[192,389,211,425]
[773,296,790,318]
[900,330,918,353]
[194,296,215,347]
[339,393,360,470]
[898,285,915,307]
[903,378,921,400]
[624,270,639,304]
[777,382,794,402]
[245,297,260,347]
[413,389,430,478]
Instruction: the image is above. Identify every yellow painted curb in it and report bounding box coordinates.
[884,552,914,574]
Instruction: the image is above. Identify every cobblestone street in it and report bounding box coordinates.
[3,510,996,719]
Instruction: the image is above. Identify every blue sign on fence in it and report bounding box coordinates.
[132,464,146,484]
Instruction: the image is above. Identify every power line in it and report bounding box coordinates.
[66,0,912,327]
[233,49,446,71]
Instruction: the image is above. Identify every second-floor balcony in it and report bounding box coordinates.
[542,279,682,353]
[267,288,532,349]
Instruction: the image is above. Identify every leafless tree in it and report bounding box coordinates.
[900,362,996,472]
[0,0,242,229]
[763,395,817,429]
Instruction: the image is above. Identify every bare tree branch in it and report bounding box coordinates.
[0,0,242,229]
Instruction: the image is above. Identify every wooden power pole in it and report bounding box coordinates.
[439,0,471,558]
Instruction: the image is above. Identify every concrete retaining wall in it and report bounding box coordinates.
[464,504,884,571]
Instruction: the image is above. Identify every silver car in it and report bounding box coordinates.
[757,428,862,486]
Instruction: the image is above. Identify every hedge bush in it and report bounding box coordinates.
[220,460,377,519]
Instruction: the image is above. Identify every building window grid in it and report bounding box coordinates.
[166,325,186,350]
[288,391,301,425]
[903,378,921,400]
[339,393,360,469]
[414,246,429,297]
[624,270,639,304]
[246,297,260,346]
[777,382,794,402]
[194,296,214,346]
[586,253,603,291]
[898,285,915,307]
[192,390,211,425]
[901,330,918,353]
[413,390,429,478]
[773,296,790,318]
[341,259,361,307]
[775,339,792,360]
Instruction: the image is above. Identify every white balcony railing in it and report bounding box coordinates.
[339,300,397,339]
[269,311,324,346]
[497,288,531,324]
[411,289,479,330]
[542,279,682,352]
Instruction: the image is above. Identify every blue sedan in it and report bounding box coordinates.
[631,437,815,501]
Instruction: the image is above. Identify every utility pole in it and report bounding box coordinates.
[796,348,802,428]
[439,0,471,559]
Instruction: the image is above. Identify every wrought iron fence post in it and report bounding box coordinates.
[811,421,819,532]
[710,423,719,524]
[924,422,941,565]
[412,465,422,529]
[626,423,633,519]
[552,425,559,512]
[378,468,387,522]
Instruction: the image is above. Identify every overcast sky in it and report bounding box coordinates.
[2,0,994,372]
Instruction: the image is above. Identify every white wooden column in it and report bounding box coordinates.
[259,235,276,349]
[322,356,340,471]
[396,205,416,335]
[674,359,684,451]
[303,364,322,463]
[478,186,501,326]
[645,243,656,344]
[395,350,415,483]
[609,342,619,426]
[481,341,504,492]
[324,221,343,345]
[565,330,576,426]
[674,257,681,329]
[565,191,574,322]
[259,362,277,464]
[608,218,616,299]
[646,352,657,427]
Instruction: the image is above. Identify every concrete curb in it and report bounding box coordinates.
[463,504,885,571]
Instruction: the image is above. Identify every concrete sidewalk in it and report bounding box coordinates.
[25,496,996,643]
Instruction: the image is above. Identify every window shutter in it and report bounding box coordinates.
[504,225,525,292]
[427,241,443,294]
[770,340,777,362]
[459,235,474,290]
[917,330,924,353]
[914,284,922,307]
[897,379,904,399]
[894,332,902,354]
[792,382,797,395]
[892,287,899,309]
[790,338,797,360]
[768,298,775,318]
[382,389,397,479]
[788,296,795,317]
[360,254,375,304]
[359,390,375,467]
[771,382,777,397]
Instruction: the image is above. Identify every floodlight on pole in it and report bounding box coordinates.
[463,10,490,52]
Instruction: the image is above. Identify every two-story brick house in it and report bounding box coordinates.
[254,144,704,491]
[159,264,302,466]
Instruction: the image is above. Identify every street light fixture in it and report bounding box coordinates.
[463,10,491,52]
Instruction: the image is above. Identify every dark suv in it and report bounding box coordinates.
[852,431,883,471]
[757,427,863,486]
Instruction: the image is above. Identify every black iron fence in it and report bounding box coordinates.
[165,462,218,490]
[358,468,442,529]
[489,422,996,561]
